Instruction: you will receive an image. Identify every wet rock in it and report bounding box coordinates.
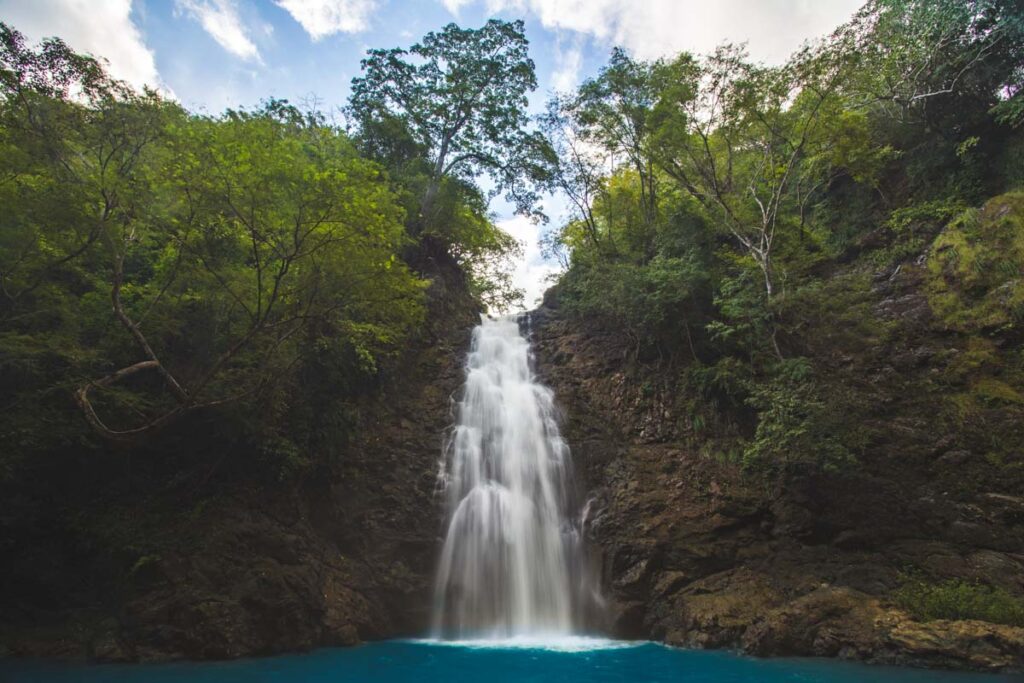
[664,570,784,649]
[888,618,1024,670]
[742,587,884,659]
[875,293,932,325]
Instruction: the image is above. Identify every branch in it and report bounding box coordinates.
[109,251,190,403]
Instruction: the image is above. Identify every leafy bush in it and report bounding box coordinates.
[560,253,709,356]
[741,357,862,470]
[894,576,1024,627]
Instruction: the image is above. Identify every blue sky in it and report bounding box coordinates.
[0,0,864,307]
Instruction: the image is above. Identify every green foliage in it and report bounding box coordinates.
[1,80,427,442]
[742,358,861,470]
[894,575,1024,627]
[0,23,529,478]
[553,176,714,355]
[423,176,525,310]
[562,253,708,351]
[705,269,774,359]
[835,0,1024,123]
[349,19,545,220]
[544,0,1024,474]
[887,199,966,237]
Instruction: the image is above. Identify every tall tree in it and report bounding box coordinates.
[537,95,609,255]
[570,49,661,241]
[348,19,544,225]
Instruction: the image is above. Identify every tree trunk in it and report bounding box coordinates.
[761,256,774,301]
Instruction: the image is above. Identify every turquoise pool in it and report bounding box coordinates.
[2,638,1021,682]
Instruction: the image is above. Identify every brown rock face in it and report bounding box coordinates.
[529,297,1024,673]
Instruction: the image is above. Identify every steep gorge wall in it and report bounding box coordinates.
[530,258,1024,672]
[1,268,477,662]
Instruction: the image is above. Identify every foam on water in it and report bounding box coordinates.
[409,635,643,652]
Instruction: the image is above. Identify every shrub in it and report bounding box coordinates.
[894,576,1024,627]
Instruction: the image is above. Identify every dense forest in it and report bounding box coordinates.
[2,0,1024,666]
[0,18,534,464]
[540,0,1024,471]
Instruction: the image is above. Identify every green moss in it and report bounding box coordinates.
[945,338,999,383]
[894,575,1024,627]
[927,192,1024,333]
[972,377,1024,404]
[947,392,980,424]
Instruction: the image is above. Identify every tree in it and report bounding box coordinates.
[348,19,544,225]
[537,95,609,255]
[539,49,687,266]
[834,0,1024,124]
[649,46,847,301]
[0,23,147,304]
[563,49,662,247]
[70,102,423,442]
[1,27,425,444]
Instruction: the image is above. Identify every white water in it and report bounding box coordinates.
[409,636,640,653]
[432,315,591,638]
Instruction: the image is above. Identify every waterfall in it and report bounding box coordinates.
[432,315,590,638]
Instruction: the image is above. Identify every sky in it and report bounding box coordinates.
[0,0,864,308]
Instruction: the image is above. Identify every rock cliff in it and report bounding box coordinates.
[530,259,1024,673]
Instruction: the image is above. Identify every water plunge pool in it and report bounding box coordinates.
[3,639,1020,682]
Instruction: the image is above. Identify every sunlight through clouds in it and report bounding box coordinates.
[551,37,583,93]
[499,215,560,310]
[440,0,474,15]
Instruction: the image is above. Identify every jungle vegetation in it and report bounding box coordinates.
[1,0,1023,552]
[540,0,1024,470]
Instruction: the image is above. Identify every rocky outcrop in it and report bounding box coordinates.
[736,585,1024,670]
[530,270,1024,673]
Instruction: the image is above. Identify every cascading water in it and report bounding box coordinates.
[432,315,593,638]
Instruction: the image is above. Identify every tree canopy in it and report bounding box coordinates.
[541,0,1024,469]
[349,19,546,222]
[0,20,539,455]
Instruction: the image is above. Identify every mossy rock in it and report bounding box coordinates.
[927,191,1024,333]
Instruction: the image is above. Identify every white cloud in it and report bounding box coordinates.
[442,0,863,64]
[0,0,163,91]
[275,0,378,39]
[551,37,582,93]
[499,215,561,311]
[441,0,473,15]
[176,0,261,62]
